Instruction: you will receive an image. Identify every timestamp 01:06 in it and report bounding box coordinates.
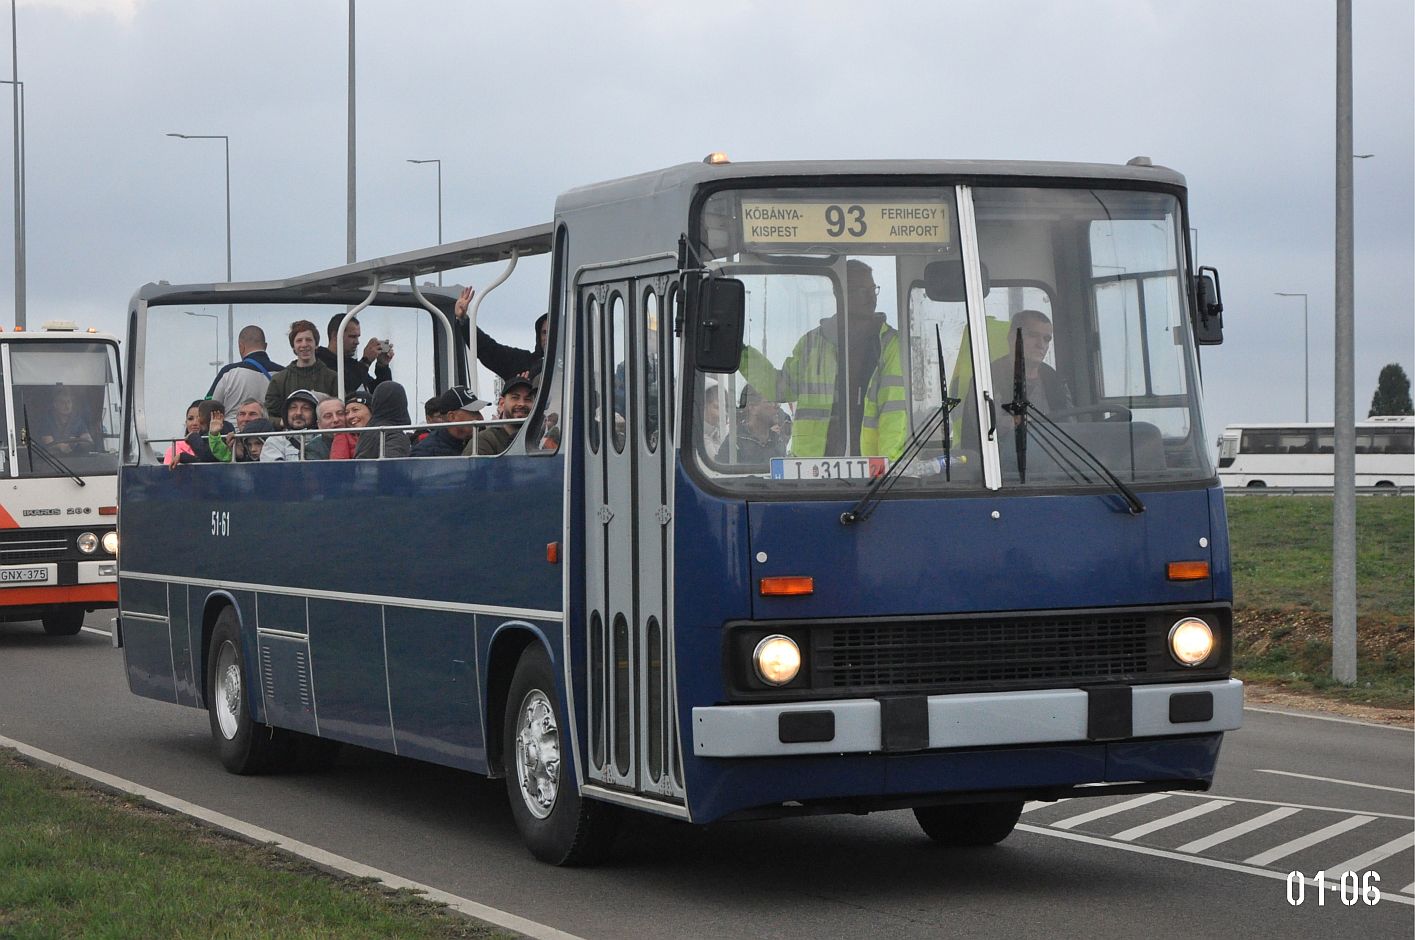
[1286,870,1382,906]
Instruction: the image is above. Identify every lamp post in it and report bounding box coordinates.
[1,77,22,328]
[167,133,233,362]
[1274,292,1309,423]
[183,311,222,366]
[406,158,442,285]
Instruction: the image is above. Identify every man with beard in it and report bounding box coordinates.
[260,389,320,462]
[467,375,536,456]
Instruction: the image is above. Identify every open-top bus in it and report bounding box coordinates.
[0,321,121,636]
[117,157,1239,864]
[1217,417,1414,488]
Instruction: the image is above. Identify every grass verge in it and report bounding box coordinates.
[1227,495,1412,712]
[0,751,509,940]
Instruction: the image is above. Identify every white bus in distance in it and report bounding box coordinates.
[1216,416,1414,489]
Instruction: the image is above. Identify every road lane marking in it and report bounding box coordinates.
[1021,801,1051,813]
[1244,815,1376,866]
[1016,823,1413,908]
[1199,792,1412,820]
[1049,793,1169,830]
[1175,806,1301,854]
[1403,880,1414,895]
[1111,799,1232,842]
[1244,706,1414,732]
[1324,833,1415,878]
[0,734,585,940]
[1255,769,1415,795]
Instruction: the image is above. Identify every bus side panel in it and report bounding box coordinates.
[308,599,394,752]
[169,582,199,707]
[387,607,482,771]
[118,575,178,704]
[1207,487,1233,602]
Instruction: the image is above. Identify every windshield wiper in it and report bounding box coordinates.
[1000,329,1028,482]
[841,328,959,526]
[1025,407,1145,514]
[22,406,86,487]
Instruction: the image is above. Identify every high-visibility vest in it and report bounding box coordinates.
[740,319,908,460]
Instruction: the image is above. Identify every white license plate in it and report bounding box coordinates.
[770,457,889,481]
[0,566,50,584]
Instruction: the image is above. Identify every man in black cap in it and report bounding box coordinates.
[412,386,489,457]
[467,374,536,456]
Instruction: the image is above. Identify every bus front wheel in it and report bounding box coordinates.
[41,609,85,636]
[913,800,1024,846]
[206,607,294,775]
[502,645,618,866]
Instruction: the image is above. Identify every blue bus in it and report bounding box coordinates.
[117,157,1240,864]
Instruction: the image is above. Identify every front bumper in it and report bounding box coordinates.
[692,679,1243,758]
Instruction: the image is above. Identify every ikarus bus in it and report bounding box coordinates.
[116,156,1239,865]
[0,321,122,635]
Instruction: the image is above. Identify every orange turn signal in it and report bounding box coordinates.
[546,541,560,565]
[99,506,118,516]
[759,576,814,597]
[1167,560,1210,582]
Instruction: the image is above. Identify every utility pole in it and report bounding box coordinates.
[346,0,356,265]
[10,0,23,327]
[1332,0,1356,685]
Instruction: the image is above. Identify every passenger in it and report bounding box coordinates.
[233,397,268,431]
[303,398,348,460]
[263,320,338,421]
[467,375,536,456]
[36,385,94,454]
[453,287,547,381]
[207,325,285,410]
[184,399,234,463]
[316,312,394,397]
[260,389,320,462]
[413,395,445,445]
[411,387,487,457]
[354,381,412,459]
[739,259,906,459]
[717,384,788,465]
[163,400,203,466]
[232,417,274,462]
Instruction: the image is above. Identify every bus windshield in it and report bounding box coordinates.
[692,185,1214,493]
[5,341,122,479]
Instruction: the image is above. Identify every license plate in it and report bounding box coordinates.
[0,566,49,584]
[770,457,888,481]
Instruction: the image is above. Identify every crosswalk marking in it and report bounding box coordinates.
[1402,880,1414,895]
[1022,801,1051,813]
[1324,832,1415,878]
[1175,806,1301,854]
[1111,800,1232,842]
[1050,793,1169,830]
[1244,815,1375,866]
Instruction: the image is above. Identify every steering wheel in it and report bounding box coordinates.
[1046,404,1133,422]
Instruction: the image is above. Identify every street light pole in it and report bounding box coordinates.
[8,0,23,327]
[167,133,234,362]
[407,158,442,285]
[183,310,222,366]
[1274,292,1309,422]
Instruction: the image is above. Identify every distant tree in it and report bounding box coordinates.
[1368,363,1413,416]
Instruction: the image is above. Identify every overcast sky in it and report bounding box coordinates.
[2,0,1411,439]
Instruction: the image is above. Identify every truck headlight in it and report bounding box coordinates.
[1169,617,1215,666]
[753,635,801,686]
[77,531,99,554]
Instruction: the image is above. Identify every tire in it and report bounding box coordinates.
[503,644,617,866]
[913,800,1024,847]
[1374,480,1395,489]
[41,609,85,636]
[1246,480,1267,488]
[206,607,296,774]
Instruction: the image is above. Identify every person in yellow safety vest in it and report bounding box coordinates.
[739,260,908,461]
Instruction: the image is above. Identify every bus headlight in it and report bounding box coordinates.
[77,531,99,554]
[102,531,119,555]
[1169,617,1215,666]
[753,635,801,686]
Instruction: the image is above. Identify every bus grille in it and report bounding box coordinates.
[0,531,72,563]
[812,613,1152,691]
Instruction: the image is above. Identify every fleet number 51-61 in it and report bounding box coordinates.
[210,511,230,537]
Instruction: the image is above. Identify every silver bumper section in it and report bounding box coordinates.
[692,679,1244,758]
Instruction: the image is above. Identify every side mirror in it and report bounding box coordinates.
[1193,266,1224,345]
[923,259,990,302]
[695,276,747,373]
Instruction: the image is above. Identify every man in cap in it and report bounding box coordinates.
[412,386,489,457]
[467,374,536,456]
[260,389,320,462]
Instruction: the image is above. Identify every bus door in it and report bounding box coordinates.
[580,275,685,804]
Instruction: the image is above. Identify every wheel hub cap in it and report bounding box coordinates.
[515,690,560,819]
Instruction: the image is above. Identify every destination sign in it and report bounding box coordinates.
[741,201,951,247]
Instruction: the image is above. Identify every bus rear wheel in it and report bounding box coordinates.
[502,645,617,866]
[206,607,295,775]
[913,800,1024,846]
[41,609,85,636]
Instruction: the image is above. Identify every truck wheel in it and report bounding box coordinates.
[41,609,85,636]
[503,644,617,865]
[206,607,295,774]
[914,800,1024,846]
